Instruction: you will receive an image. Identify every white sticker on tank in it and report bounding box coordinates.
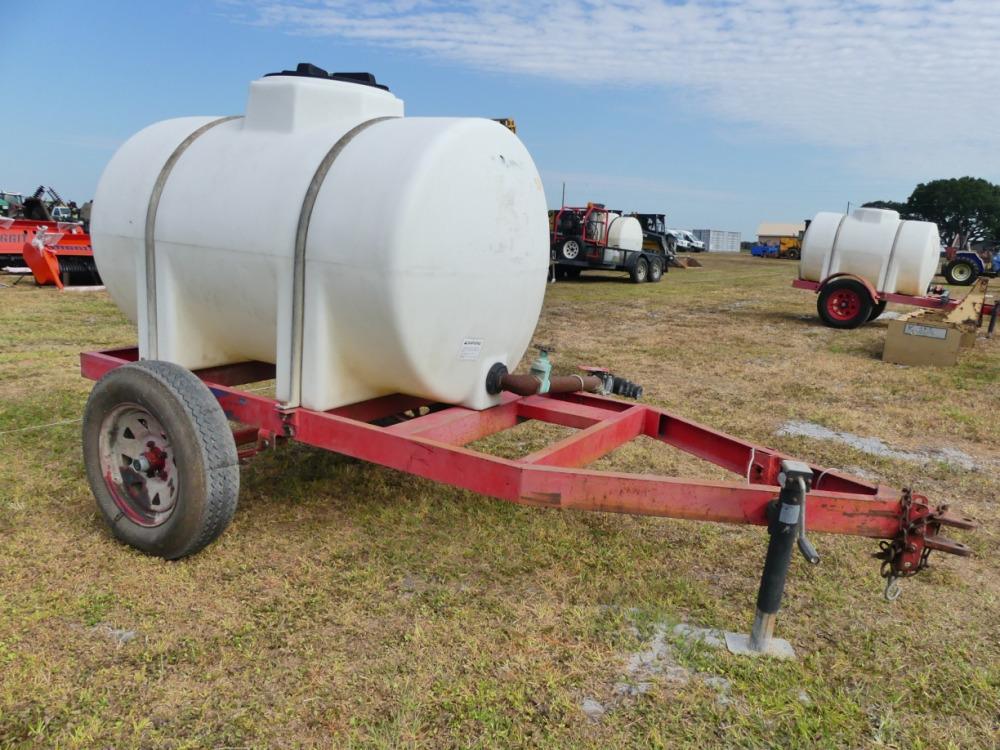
[459,338,484,361]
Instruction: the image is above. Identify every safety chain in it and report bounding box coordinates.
[874,489,936,601]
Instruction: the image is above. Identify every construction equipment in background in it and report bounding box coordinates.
[0,217,101,288]
[753,220,806,259]
[493,118,516,133]
[625,213,703,269]
[751,235,802,259]
[21,185,77,222]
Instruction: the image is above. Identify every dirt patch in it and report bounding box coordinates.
[580,621,734,720]
[776,419,986,470]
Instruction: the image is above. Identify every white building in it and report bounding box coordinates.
[692,229,741,252]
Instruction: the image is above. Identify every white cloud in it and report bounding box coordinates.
[231,0,1000,180]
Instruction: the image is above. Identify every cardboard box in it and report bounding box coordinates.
[882,312,972,366]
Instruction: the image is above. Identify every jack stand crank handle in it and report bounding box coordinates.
[796,477,821,565]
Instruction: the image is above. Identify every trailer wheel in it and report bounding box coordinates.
[648,257,663,282]
[787,249,800,260]
[630,257,649,283]
[943,259,978,285]
[817,278,873,329]
[82,360,239,559]
[868,300,888,321]
[559,239,581,261]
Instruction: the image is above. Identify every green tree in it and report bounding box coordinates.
[905,177,1000,248]
[861,199,911,216]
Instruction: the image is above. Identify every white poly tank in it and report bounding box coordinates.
[91,66,549,411]
[799,208,940,296]
[608,215,643,252]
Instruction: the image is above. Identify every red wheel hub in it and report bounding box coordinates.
[826,289,862,321]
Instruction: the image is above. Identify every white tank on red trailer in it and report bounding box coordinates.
[91,65,549,411]
[799,208,940,296]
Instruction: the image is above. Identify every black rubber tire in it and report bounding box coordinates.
[630,257,649,284]
[559,238,582,261]
[943,259,978,285]
[82,360,239,559]
[787,249,800,260]
[868,300,888,321]
[816,278,874,329]
[648,257,663,283]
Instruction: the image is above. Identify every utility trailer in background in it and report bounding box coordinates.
[793,274,996,330]
[550,204,670,283]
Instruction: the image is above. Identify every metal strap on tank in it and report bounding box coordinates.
[883,221,907,291]
[823,213,850,279]
[144,115,242,359]
[286,116,395,409]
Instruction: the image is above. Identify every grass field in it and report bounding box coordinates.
[1,254,997,748]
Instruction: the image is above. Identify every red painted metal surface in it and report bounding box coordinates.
[7,220,97,288]
[793,277,996,317]
[79,348,974,576]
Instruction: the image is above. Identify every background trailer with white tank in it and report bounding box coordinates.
[81,65,974,654]
[549,204,667,282]
[793,207,995,328]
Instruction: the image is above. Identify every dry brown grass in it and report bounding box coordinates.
[1,256,997,748]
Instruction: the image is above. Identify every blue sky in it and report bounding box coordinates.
[3,1,998,238]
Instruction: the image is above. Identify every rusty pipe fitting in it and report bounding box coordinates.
[485,362,642,400]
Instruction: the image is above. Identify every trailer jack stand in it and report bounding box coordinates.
[725,460,815,659]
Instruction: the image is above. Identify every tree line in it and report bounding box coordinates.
[863,176,1000,249]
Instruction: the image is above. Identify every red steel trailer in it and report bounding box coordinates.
[79,347,975,654]
[793,274,997,330]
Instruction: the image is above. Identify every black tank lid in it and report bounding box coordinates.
[264,63,389,91]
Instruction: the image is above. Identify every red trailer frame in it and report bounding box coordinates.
[80,347,974,591]
[793,275,996,322]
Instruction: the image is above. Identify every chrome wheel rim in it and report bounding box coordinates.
[99,404,177,527]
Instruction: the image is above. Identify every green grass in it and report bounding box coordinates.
[0,257,998,748]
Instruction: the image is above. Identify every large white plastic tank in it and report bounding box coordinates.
[608,215,643,252]
[92,66,549,411]
[799,208,939,296]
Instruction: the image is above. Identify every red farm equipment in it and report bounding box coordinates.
[0,217,101,288]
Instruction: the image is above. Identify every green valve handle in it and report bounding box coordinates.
[529,348,553,394]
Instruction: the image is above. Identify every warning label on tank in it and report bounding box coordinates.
[458,338,484,361]
[903,323,948,340]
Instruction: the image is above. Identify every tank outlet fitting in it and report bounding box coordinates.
[485,362,508,395]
